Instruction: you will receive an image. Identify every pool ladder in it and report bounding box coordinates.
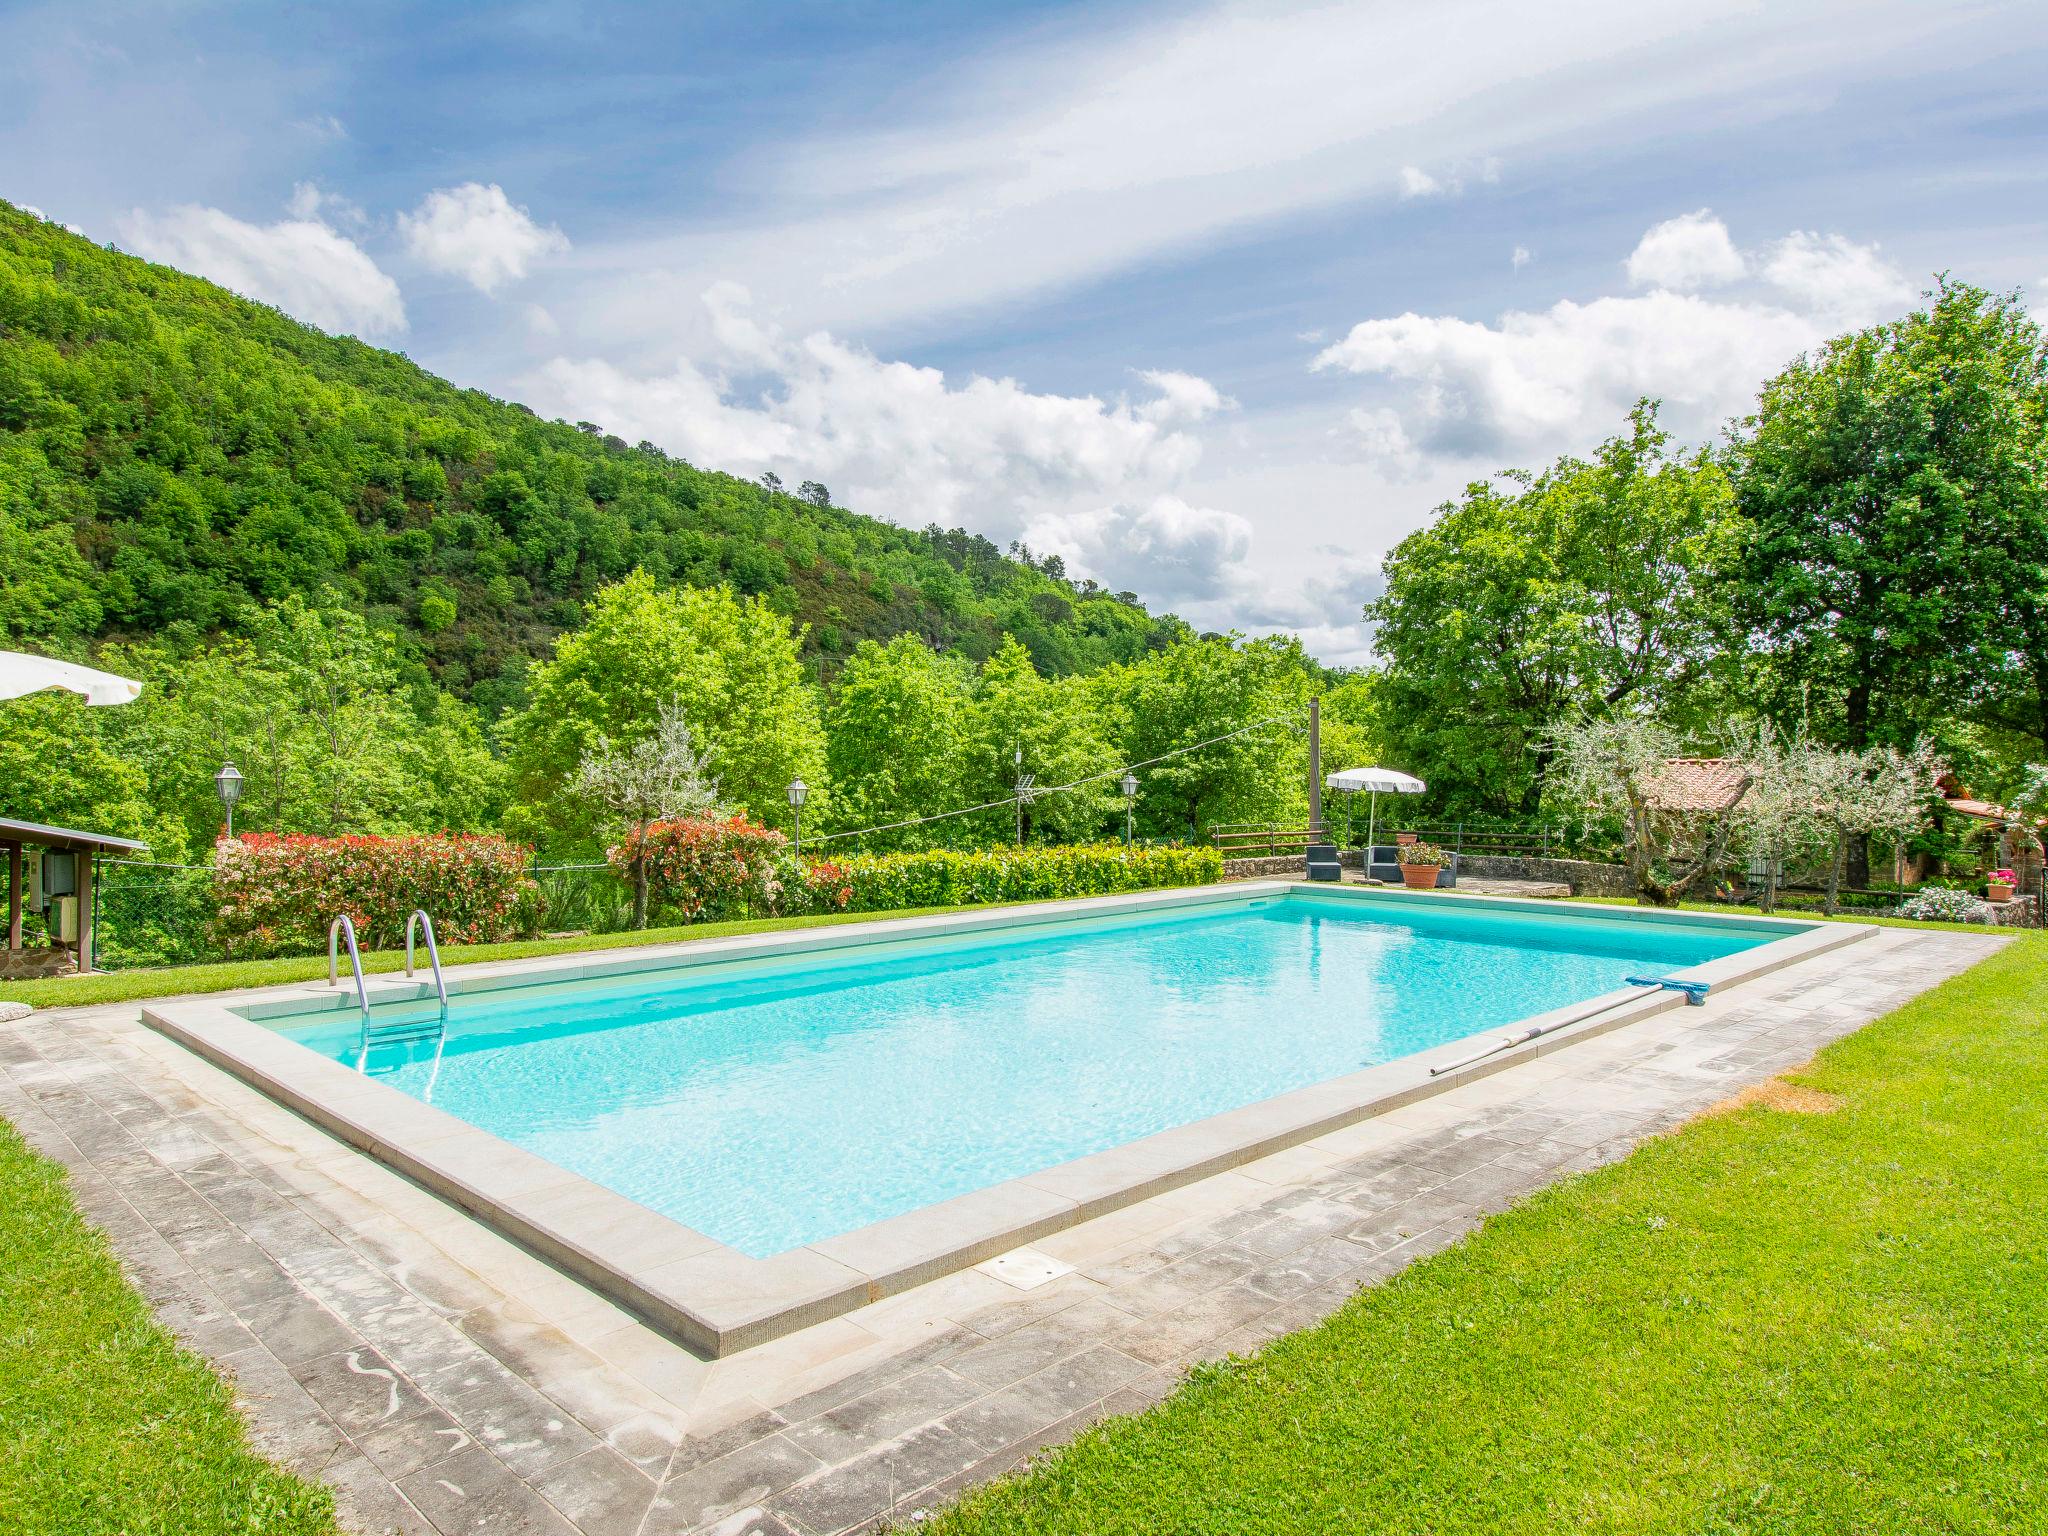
[331,910,451,1096]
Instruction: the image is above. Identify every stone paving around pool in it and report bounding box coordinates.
[0,925,2002,1536]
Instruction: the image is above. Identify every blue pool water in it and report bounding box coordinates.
[282,894,1776,1257]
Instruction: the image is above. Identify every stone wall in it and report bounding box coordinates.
[0,944,77,981]
[1221,853,1307,880]
[1456,854,1634,896]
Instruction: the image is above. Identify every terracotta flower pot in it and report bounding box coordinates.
[1395,832,1418,847]
[1987,883,2014,904]
[1399,864,1440,890]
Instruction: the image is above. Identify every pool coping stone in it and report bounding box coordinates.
[141,881,1869,1357]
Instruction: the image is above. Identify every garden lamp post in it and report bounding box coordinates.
[215,761,244,840]
[786,778,808,860]
[1121,772,1139,846]
[1013,747,1032,848]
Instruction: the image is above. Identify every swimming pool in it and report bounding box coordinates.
[146,883,1855,1354]
[284,891,1768,1257]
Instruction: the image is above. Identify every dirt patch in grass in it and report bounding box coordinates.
[1699,1069,1845,1120]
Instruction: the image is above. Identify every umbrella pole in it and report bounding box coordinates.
[1367,792,1377,867]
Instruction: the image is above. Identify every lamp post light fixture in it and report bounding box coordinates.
[214,760,244,840]
[786,778,808,859]
[1120,771,1139,847]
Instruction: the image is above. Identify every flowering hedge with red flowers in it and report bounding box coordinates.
[212,832,538,956]
[608,814,790,921]
[789,858,855,914]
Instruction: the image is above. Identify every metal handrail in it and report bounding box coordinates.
[405,910,449,1012]
[327,914,369,1019]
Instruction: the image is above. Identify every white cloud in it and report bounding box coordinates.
[1341,407,1425,480]
[522,286,1311,625]
[1313,290,1815,457]
[399,182,568,295]
[1314,214,1920,471]
[1397,165,1442,199]
[560,0,1969,340]
[1761,230,1914,323]
[1135,369,1235,426]
[285,181,365,228]
[1025,495,1254,606]
[527,287,1217,533]
[1512,244,1533,270]
[120,204,405,335]
[1625,209,1746,290]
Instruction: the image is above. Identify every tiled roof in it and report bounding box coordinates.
[1642,757,1750,813]
[1945,798,2003,820]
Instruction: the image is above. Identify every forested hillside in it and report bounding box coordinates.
[0,199,1183,713]
[1,200,1350,867]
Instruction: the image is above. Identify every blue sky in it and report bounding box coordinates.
[5,0,2047,662]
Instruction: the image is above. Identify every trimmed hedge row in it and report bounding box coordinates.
[212,833,537,955]
[804,843,1223,913]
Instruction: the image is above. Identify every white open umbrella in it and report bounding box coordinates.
[0,651,143,707]
[1325,766,1425,854]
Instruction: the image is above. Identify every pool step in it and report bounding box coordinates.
[363,1018,444,1044]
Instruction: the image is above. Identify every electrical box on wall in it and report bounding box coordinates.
[41,850,77,901]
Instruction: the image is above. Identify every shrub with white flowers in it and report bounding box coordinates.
[1893,887,1993,924]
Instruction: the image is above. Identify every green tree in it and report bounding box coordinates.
[821,634,971,851]
[964,638,1121,844]
[1731,280,2045,753]
[501,570,825,853]
[1368,402,1737,815]
[0,693,186,860]
[1093,635,1311,839]
[99,597,507,848]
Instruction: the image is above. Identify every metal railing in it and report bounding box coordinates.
[405,909,448,1011]
[327,914,369,1019]
[1210,823,1320,856]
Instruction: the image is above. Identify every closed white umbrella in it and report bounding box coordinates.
[0,651,143,707]
[1324,766,1425,855]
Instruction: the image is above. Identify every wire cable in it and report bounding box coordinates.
[804,708,1308,848]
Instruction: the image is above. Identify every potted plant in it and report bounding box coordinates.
[1987,868,2017,904]
[1397,840,1449,890]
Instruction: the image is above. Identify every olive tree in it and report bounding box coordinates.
[1808,742,1945,914]
[1548,715,1750,907]
[1729,725,1833,915]
[573,699,724,927]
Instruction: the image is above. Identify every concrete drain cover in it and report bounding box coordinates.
[976,1248,1074,1290]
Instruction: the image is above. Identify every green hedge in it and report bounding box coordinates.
[808,843,1222,912]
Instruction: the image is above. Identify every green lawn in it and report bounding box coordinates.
[927,931,2046,1535]
[0,1117,341,1536]
[0,904,966,1009]
[1,901,2033,1534]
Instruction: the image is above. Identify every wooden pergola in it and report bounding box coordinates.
[2,817,149,978]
